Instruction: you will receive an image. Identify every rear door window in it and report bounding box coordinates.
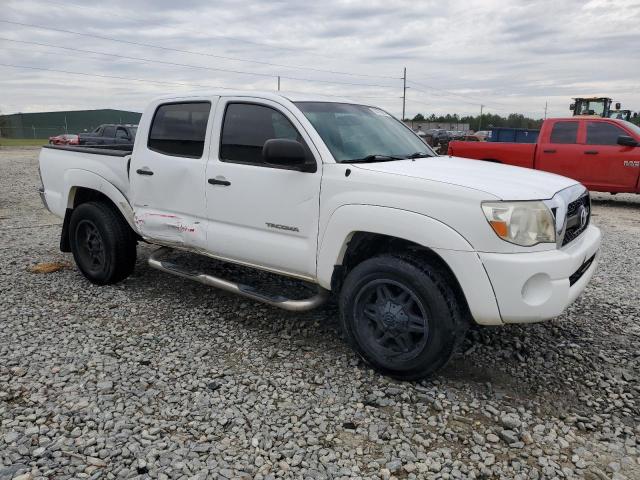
[586,122,626,145]
[148,102,211,158]
[549,122,578,144]
[103,126,116,138]
[115,128,129,140]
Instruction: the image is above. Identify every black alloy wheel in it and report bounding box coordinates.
[74,219,107,276]
[353,279,429,366]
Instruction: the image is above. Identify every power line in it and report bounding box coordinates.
[22,0,339,59]
[409,87,485,107]
[0,20,401,81]
[0,38,399,89]
[0,63,402,106]
[0,62,229,89]
[407,79,512,108]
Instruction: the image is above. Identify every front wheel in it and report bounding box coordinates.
[339,254,466,380]
[69,201,137,285]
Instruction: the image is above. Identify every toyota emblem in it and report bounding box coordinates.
[578,205,588,228]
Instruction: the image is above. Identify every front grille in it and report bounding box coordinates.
[562,193,590,246]
[569,254,596,286]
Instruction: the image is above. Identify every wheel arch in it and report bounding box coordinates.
[317,205,502,326]
[60,170,138,252]
[63,170,136,228]
[330,231,472,320]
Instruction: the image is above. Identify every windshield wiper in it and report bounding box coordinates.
[343,154,405,163]
[404,151,431,159]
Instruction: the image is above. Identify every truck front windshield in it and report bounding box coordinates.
[295,102,434,163]
[622,121,640,137]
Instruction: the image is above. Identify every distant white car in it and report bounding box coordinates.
[38,90,601,379]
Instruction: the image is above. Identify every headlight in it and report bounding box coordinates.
[481,201,556,246]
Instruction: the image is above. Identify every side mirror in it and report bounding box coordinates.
[262,138,310,171]
[569,103,575,111]
[617,135,639,147]
[615,102,621,110]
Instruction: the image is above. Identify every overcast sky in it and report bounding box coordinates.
[1,0,639,119]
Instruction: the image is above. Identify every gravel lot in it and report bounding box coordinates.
[1,147,639,480]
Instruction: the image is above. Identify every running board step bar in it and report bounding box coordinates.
[148,247,329,312]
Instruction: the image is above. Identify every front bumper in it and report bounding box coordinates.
[479,224,601,323]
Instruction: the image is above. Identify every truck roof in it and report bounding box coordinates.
[152,90,365,105]
[546,117,630,125]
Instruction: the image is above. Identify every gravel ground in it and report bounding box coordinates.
[1,147,639,480]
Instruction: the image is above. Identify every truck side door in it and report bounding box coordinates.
[205,98,322,279]
[535,120,585,183]
[580,121,640,192]
[129,99,218,250]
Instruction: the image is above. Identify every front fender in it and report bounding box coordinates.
[316,204,502,325]
[63,169,137,232]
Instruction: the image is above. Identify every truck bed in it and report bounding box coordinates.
[448,141,536,169]
[42,144,132,156]
[39,145,132,219]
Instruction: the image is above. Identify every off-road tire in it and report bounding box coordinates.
[69,201,136,285]
[339,254,466,380]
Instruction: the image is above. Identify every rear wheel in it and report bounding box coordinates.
[339,254,466,380]
[69,201,136,285]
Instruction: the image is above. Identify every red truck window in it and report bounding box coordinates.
[586,122,626,145]
[549,121,578,144]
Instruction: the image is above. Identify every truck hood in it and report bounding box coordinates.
[352,156,578,200]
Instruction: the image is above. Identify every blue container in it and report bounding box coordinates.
[489,127,539,143]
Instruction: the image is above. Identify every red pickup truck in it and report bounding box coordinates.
[448,118,640,194]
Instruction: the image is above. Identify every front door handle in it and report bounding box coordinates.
[584,150,599,155]
[136,168,154,176]
[208,178,231,186]
[543,149,557,154]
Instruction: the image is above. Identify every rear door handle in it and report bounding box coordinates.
[208,178,231,186]
[543,149,556,153]
[584,150,599,155]
[136,168,154,176]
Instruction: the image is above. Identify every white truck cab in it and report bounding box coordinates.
[38,90,601,380]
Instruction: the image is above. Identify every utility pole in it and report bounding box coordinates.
[478,104,484,130]
[402,67,407,121]
[277,76,280,91]
[544,101,548,120]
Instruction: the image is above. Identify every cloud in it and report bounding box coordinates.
[1,0,639,119]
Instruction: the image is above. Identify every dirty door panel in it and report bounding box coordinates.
[130,99,217,250]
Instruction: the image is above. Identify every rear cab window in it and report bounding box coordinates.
[549,121,578,144]
[148,102,212,158]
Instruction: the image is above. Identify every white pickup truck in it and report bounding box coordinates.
[38,91,601,379]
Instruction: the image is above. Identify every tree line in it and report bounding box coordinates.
[408,113,544,131]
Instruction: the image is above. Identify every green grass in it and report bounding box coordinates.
[0,138,49,147]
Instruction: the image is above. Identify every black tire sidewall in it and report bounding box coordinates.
[340,256,458,379]
[69,203,121,285]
